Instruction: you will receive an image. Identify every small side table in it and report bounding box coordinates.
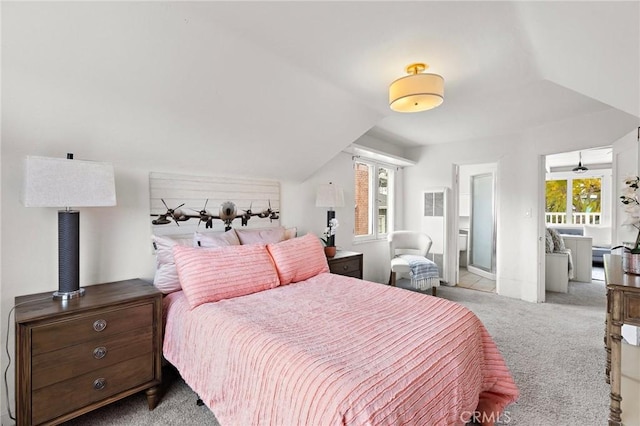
[15,279,162,425]
[327,251,363,279]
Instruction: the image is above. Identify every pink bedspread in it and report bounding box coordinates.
[163,273,518,425]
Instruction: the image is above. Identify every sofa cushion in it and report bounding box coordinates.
[583,225,611,248]
[550,226,584,236]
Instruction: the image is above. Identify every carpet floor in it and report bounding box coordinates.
[63,280,608,426]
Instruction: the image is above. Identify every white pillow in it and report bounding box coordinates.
[194,230,241,248]
[284,227,297,240]
[583,225,611,248]
[235,226,286,245]
[151,235,194,294]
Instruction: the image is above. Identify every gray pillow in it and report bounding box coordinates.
[547,228,565,252]
[545,229,554,254]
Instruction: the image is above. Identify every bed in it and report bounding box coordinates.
[158,232,518,425]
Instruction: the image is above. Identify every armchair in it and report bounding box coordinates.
[388,231,438,296]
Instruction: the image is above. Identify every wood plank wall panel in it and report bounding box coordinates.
[149,172,281,236]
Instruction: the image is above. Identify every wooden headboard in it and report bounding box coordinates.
[149,172,281,237]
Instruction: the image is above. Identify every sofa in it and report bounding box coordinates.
[549,225,611,264]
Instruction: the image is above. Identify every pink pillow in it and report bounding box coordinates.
[194,230,240,247]
[235,227,286,245]
[151,235,194,294]
[267,233,329,285]
[173,244,280,308]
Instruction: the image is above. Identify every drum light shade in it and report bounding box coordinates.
[23,156,116,207]
[389,63,444,113]
[315,182,345,209]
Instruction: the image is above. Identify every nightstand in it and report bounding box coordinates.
[15,279,162,426]
[328,251,363,279]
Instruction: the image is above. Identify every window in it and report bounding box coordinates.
[354,159,394,241]
[545,180,568,224]
[545,177,601,225]
[572,178,601,224]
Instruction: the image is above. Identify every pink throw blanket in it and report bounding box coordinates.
[163,273,518,425]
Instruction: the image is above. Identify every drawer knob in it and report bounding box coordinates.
[93,378,107,390]
[93,319,107,332]
[93,346,107,359]
[343,265,348,270]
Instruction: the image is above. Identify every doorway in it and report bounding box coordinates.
[456,163,497,292]
[543,147,613,284]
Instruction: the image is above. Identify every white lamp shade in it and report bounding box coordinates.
[22,156,117,207]
[316,183,345,208]
[389,73,444,113]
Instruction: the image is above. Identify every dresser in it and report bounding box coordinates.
[15,279,162,425]
[604,254,640,426]
[327,251,363,279]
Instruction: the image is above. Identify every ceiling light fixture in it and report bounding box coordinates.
[389,62,444,113]
[572,152,588,174]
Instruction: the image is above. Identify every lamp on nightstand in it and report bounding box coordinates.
[315,182,345,247]
[22,154,117,300]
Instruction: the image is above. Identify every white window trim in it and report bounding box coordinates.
[353,158,395,244]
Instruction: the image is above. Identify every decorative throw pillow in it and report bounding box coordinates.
[284,227,298,240]
[173,244,280,309]
[151,235,194,294]
[267,233,329,285]
[545,229,554,254]
[194,230,241,248]
[547,228,565,252]
[235,226,286,245]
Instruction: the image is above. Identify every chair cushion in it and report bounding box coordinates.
[390,257,411,273]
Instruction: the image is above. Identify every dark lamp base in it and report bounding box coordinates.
[53,288,85,300]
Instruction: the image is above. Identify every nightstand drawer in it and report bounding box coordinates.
[32,303,153,355]
[32,353,154,425]
[32,327,153,390]
[329,258,360,275]
[624,294,640,325]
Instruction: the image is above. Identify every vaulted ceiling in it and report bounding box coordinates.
[3,2,639,181]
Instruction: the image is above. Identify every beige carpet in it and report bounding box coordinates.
[63,280,608,426]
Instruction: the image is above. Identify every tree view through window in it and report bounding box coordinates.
[545,177,601,224]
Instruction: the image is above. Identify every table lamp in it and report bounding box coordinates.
[22,154,117,300]
[315,182,345,247]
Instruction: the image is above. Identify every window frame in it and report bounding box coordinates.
[544,175,602,225]
[353,158,395,243]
